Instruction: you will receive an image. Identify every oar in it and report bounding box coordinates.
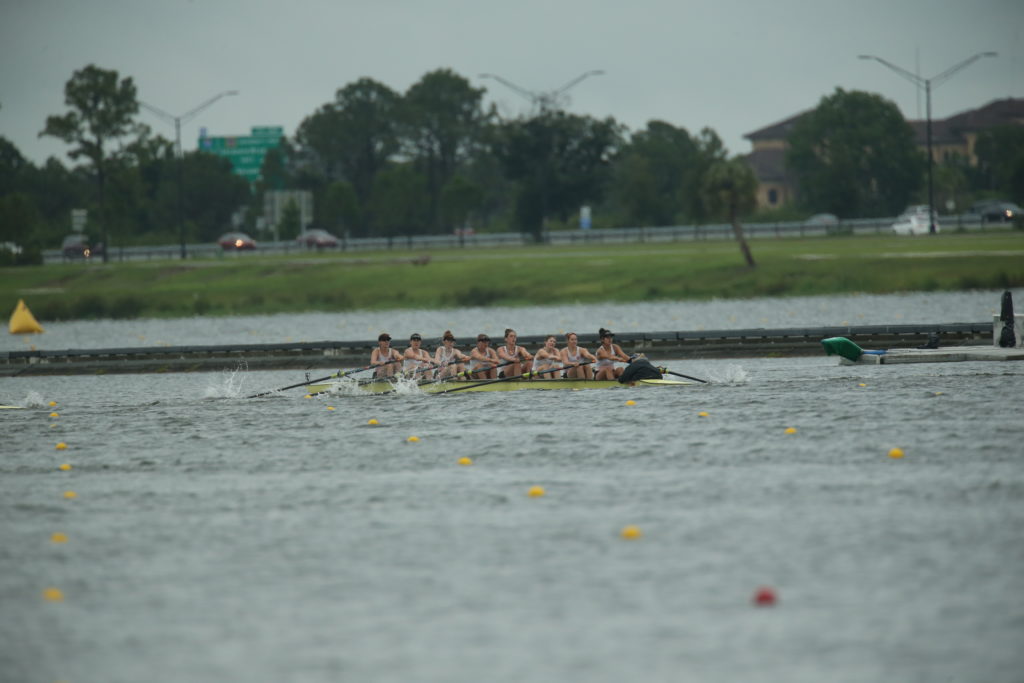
[658,367,709,384]
[438,361,593,395]
[246,358,401,398]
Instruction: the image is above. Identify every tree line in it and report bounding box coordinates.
[1,65,1021,266]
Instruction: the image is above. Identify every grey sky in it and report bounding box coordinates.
[2,0,1022,166]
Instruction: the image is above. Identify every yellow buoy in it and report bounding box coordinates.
[407,435,420,443]
[58,463,72,471]
[457,457,473,466]
[42,587,64,602]
[698,411,709,417]
[527,485,546,498]
[55,442,67,450]
[625,400,636,406]
[858,383,867,387]
[50,423,58,429]
[784,427,797,434]
[304,394,313,399]
[620,525,642,540]
[368,418,379,425]
[49,412,59,418]
[51,532,68,544]
[888,447,905,459]
[8,299,44,334]
[63,491,76,499]
[48,401,57,407]
[326,406,335,411]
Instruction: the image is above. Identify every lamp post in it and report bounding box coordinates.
[478,70,604,113]
[139,90,238,258]
[858,52,996,234]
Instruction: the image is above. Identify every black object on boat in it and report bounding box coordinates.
[998,290,1016,348]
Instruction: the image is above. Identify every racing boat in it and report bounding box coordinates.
[306,376,696,395]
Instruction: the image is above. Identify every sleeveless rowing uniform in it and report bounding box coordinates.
[564,347,583,364]
[533,353,560,376]
[437,346,458,366]
[595,347,616,371]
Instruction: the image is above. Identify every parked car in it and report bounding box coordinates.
[62,234,103,258]
[217,232,256,250]
[296,229,339,249]
[967,200,1022,223]
[892,206,940,235]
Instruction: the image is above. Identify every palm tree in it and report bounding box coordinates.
[702,158,757,268]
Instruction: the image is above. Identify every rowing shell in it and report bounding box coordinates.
[306,377,695,395]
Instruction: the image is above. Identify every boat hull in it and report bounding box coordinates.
[307,377,694,395]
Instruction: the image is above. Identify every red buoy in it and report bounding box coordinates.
[753,586,777,606]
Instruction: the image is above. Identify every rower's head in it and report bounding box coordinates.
[504,328,517,344]
[566,332,578,345]
[599,328,614,345]
[545,335,557,348]
[409,333,422,346]
[476,333,491,347]
[442,331,456,345]
[378,333,392,345]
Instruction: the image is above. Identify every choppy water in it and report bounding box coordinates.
[2,352,1023,682]
[2,290,1010,351]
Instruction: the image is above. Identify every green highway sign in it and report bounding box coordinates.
[198,126,283,182]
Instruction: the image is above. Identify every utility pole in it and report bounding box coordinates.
[858,53,996,234]
[139,90,239,258]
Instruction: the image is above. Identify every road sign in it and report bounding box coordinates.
[198,126,283,182]
[71,209,88,232]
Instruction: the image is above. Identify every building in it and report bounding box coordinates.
[743,98,1024,209]
[263,190,313,241]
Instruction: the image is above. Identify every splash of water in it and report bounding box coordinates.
[22,390,47,408]
[202,363,249,399]
[708,364,750,385]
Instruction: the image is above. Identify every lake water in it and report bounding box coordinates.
[2,291,1023,682]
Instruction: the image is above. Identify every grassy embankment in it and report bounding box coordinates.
[2,231,1022,321]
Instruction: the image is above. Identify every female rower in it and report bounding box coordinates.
[561,331,597,379]
[371,332,403,378]
[497,328,533,378]
[594,328,630,380]
[434,330,471,379]
[469,333,500,379]
[531,335,563,379]
[403,332,433,378]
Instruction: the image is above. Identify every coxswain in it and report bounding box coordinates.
[561,332,597,379]
[434,330,471,379]
[531,335,563,379]
[371,333,402,378]
[469,333,500,379]
[403,332,433,378]
[594,328,630,380]
[498,328,533,377]
[617,353,663,384]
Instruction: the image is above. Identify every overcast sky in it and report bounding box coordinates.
[2,0,1022,166]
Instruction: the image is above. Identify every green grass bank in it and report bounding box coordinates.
[4,232,1022,321]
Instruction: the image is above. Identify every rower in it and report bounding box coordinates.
[371,333,402,378]
[498,328,533,377]
[561,332,596,379]
[469,333,500,379]
[531,335,563,379]
[403,333,433,378]
[594,328,630,380]
[618,353,663,384]
[434,330,471,379]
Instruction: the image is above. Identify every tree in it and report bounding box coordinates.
[40,64,140,261]
[277,199,302,240]
[295,78,401,235]
[702,158,758,268]
[974,124,1024,204]
[786,88,921,218]
[321,180,360,238]
[402,69,490,231]
[494,111,623,239]
[365,164,429,237]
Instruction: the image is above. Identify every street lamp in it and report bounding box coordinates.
[858,52,996,234]
[478,70,605,112]
[139,90,239,258]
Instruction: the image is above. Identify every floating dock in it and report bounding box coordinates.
[1,322,996,376]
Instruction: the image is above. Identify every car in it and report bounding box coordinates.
[296,229,339,249]
[217,232,256,250]
[61,234,103,258]
[967,200,1022,223]
[892,206,940,235]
